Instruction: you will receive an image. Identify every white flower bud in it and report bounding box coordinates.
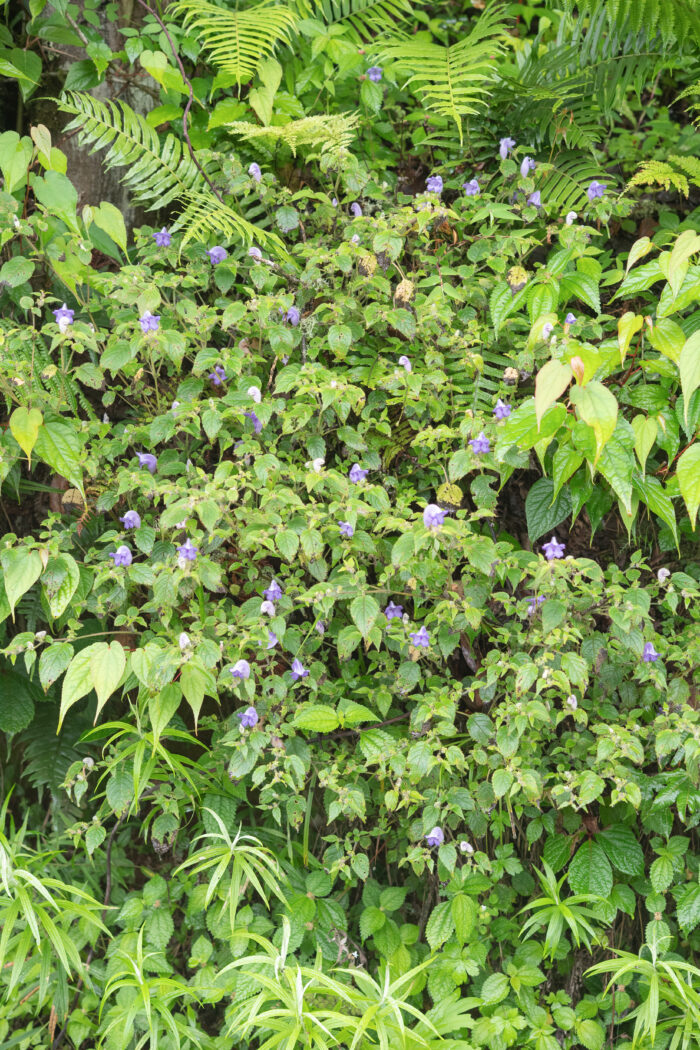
[657,568,671,584]
[566,695,578,710]
[179,632,191,650]
[248,385,262,404]
[459,841,474,854]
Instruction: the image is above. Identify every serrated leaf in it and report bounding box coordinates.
[293,705,339,733]
[525,478,572,542]
[425,900,454,950]
[568,840,612,896]
[596,825,644,876]
[677,884,700,933]
[451,894,476,943]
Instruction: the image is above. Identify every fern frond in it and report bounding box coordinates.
[378,7,508,143]
[171,0,298,82]
[226,113,359,159]
[175,190,286,254]
[555,0,700,47]
[627,159,693,196]
[295,0,415,40]
[59,92,204,208]
[537,151,609,212]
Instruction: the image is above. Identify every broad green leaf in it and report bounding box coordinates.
[568,840,612,896]
[59,647,95,730]
[680,331,700,426]
[425,900,454,950]
[576,1019,605,1050]
[598,436,634,516]
[625,235,652,273]
[647,317,684,363]
[633,473,678,546]
[0,670,35,732]
[534,359,572,426]
[525,478,572,542]
[0,257,35,288]
[180,658,216,727]
[596,825,644,876]
[677,884,700,934]
[39,642,73,692]
[276,529,299,561]
[293,705,340,733]
[90,641,126,721]
[677,444,700,528]
[617,311,643,364]
[350,594,379,639]
[649,855,674,893]
[570,382,618,464]
[451,894,476,943]
[91,201,127,253]
[631,415,657,473]
[34,420,84,495]
[42,554,80,619]
[552,444,583,499]
[0,547,43,618]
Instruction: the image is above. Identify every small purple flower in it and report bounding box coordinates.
[237,706,258,729]
[248,246,263,261]
[351,234,360,245]
[137,452,157,474]
[290,658,309,682]
[244,410,263,434]
[315,621,326,635]
[109,545,132,568]
[566,695,578,710]
[53,303,74,332]
[463,178,480,196]
[249,162,262,183]
[285,305,300,326]
[643,642,659,663]
[207,246,227,265]
[120,510,141,530]
[527,190,541,207]
[231,659,251,680]
[527,595,546,616]
[331,198,338,207]
[139,311,160,334]
[565,211,577,225]
[177,539,199,562]
[425,827,444,848]
[260,600,276,616]
[398,355,412,373]
[209,365,227,386]
[587,180,606,201]
[153,227,171,247]
[520,156,536,178]
[499,136,516,159]
[265,631,278,649]
[426,174,443,194]
[264,580,283,602]
[493,399,511,420]
[339,521,354,538]
[410,626,430,648]
[542,535,566,560]
[349,463,368,483]
[367,66,383,82]
[470,432,490,454]
[385,601,403,620]
[423,504,446,529]
[542,321,554,340]
[350,203,363,218]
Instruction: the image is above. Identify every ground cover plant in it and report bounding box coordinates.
[1,0,700,1047]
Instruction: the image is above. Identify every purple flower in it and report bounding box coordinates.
[265,630,278,649]
[520,156,536,177]
[264,580,283,602]
[423,504,446,529]
[177,539,199,562]
[331,198,338,207]
[209,365,227,386]
[260,600,276,616]
[470,432,490,454]
[410,626,430,648]
[493,399,511,420]
[244,410,263,434]
[109,545,132,568]
[315,621,326,635]
[527,595,546,616]
[398,355,411,372]
[248,246,263,261]
[139,311,160,334]
[120,510,141,530]
[137,452,157,474]
[499,136,516,159]
[462,178,480,196]
[249,162,262,183]
[153,227,171,247]
[426,175,443,194]
[339,521,354,538]
[285,305,300,326]
[231,659,251,680]
[643,642,659,663]
[350,203,363,218]
[565,211,577,225]
[237,706,258,728]
[367,66,383,82]
[527,190,541,207]
[351,234,360,245]
[53,303,74,331]
[385,601,403,620]
[587,180,606,201]
[542,321,554,340]
[425,826,444,848]
[290,658,308,682]
[207,246,227,265]
[542,535,566,560]
[349,463,368,483]
[565,312,576,325]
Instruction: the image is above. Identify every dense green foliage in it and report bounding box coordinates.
[1,0,700,1048]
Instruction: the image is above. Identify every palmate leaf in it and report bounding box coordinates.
[226,113,359,159]
[295,0,416,40]
[379,6,508,143]
[172,0,298,82]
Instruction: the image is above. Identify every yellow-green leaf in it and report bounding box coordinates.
[677,444,700,529]
[570,382,618,465]
[534,359,572,428]
[9,406,43,464]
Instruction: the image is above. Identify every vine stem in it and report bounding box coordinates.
[135,0,224,203]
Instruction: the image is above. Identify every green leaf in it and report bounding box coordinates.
[575,1019,605,1050]
[598,435,634,516]
[0,256,35,288]
[149,684,182,739]
[90,641,126,721]
[293,705,339,733]
[631,415,657,473]
[677,444,700,528]
[680,331,700,426]
[525,478,572,542]
[617,312,643,364]
[59,647,95,730]
[32,170,79,229]
[648,317,685,363]
[276,529,299,561]
[480,972,510,1005]
[677,884,700,933]
[39,642,74,692]
[534,359,572,426]
[85,824,106,856]
[570,382,618,464]
[350,594,379,639]
[145,908,174,950]
[0,670,35,732]
[451,894,476,943]
[552,444,583,499]
[425,900,454,950]
[106,770,133,814]
[560,272,600,314]
[180,658,215,727]
[0,547,43,618]
[596,825,644,876]
[633,473,677,546]
[91,201,127,253]
[568,840,613,896]
[649,855,674,893]
[351,854,370,880]
[34,420,84,495]
[42,554,80,619]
